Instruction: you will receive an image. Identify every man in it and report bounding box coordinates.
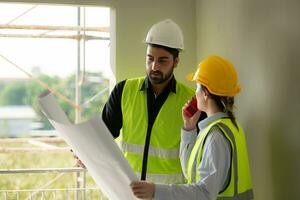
[102,19,196,184]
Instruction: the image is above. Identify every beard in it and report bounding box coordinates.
[148,68,174,84]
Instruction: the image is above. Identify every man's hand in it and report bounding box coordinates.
[130,181,155,199]
[71,149,86,168]
[74,156,86,168]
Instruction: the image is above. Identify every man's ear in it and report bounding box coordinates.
[174,57,179,68]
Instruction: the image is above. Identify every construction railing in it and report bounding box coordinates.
[0,167,104,200]
[0,138,106,200]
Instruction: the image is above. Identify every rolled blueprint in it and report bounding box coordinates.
[38,91,138,200]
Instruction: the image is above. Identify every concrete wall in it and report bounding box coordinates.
[196,0,300,199]
[111,0,197,84]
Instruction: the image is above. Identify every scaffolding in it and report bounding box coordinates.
[0,4,111,200]
[0,5,110,122]
[0,168,103,200]
[0,137,106,199]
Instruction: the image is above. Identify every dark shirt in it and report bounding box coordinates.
[102,76,176,139]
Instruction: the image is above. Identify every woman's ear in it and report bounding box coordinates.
[202,88,209,101]
[203,91,209,101]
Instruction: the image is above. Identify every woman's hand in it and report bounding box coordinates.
[182,102,202,131]
[130,181,155,199]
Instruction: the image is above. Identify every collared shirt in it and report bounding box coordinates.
[102,76,176,138]
[154,112,231,200]
[143,76,176,131]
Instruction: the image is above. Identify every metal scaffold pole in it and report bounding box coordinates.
[75,6,82,200]
[75,7,82,124]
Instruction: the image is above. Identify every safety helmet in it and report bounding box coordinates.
[187,55,241,96]
[145,19,184,50]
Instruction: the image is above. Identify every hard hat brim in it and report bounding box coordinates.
[186,71,241,96]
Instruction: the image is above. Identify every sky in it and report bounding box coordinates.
[0,3,112,79]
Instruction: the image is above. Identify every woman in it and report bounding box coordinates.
[130,55,253,200]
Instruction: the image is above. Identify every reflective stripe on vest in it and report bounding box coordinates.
[187,119,253,199]
[120,77,194,184]
[120,141,179,159]
[134,172,184,184]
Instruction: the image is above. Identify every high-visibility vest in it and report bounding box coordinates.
[187,118,254,199]
[120,77,194,184]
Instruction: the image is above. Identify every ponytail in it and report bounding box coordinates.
[202,86,239,130]
[219,96,238,130]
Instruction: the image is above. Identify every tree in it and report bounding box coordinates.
[0,81,27,105]
[0,72,109,131]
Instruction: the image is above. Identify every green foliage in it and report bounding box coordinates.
[0,82,5,91]
[0,82,27,105]
[0,72,109,131]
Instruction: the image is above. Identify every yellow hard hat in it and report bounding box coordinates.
[187,55,241,96]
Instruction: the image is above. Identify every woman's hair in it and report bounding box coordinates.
[202,86,239,130]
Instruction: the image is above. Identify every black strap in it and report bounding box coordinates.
[141,125,153,180]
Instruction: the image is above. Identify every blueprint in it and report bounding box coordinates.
[38,91,138,200]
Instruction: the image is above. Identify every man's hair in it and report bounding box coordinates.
[148,43,179,60]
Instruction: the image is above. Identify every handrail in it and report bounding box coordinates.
[0,167,86,174]
[0,167,100,200]
[0,137,65,144]
[0,187,98,193]
[0,24,109,32]
[0,147,71,154]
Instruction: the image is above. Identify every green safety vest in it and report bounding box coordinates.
[120,77,194,184]
[187,118,253,199]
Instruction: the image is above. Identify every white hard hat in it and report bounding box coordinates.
[145,19,184,50]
